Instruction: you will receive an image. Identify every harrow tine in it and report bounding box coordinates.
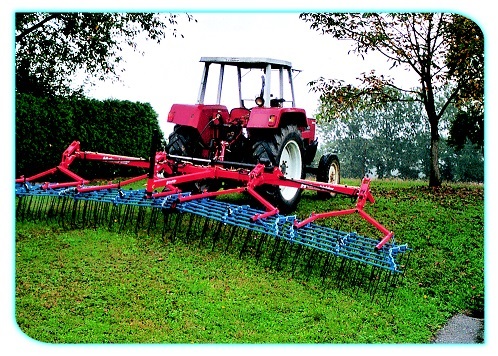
[239,229,253,258]
[210,221,224,250]
[44,195,60,220]
[253,233,268,262]
[159,209,177,242]
[268,237,282,269]
[365,266,384,297]
[289,243,303,276]
[197,216,211,246]
[31,195,48,221]
[107,204,119,230]
[184,213,196,241]
[334,258,350,291]
[115,204,128,232]
[56,196,70,229]
[375,269,395,303]
[379,273,396,305]
[146,207,160,235]
[147,207,170,238]
[304,249,320,280]
[15,196,30,221]
[69,199,80,229]
[26,196,39,220]
[123,205,139,233]
[348,259,363,289]
[276,240,296,273]
[319,252,336,283]
[223,225,239,253]
[172,212,186,242]
[135,206,146,234]
[271,239,287,271]
[160,209,175,241]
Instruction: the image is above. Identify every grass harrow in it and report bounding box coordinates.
[15,132,410,300]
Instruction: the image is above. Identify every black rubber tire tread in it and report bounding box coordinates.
[165,125,205,193]
[166,125,202,157]
[251,125,305,212]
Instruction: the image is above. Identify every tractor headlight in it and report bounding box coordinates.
[255,97,264,107]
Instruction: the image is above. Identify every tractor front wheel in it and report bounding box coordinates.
[252,125,304,212]
[316,153,340,199]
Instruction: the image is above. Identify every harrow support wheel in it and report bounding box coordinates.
[316,153,341,199]
[252,125,304,212]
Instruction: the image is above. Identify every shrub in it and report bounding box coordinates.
[16,93,163,179]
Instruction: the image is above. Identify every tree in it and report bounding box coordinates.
[317,95,430,179]
[16,12,195,97]
[300,13,484,187]
[445,15,484,152]
[447,110,484,152]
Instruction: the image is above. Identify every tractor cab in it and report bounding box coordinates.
[196,57,298,111]
[167,57,313,142]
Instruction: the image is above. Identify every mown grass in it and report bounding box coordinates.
[14,179,484,344]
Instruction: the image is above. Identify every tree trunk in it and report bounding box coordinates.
[429,122,441,187]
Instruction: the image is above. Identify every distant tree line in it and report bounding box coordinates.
[300,13,484,187]
[316,91,483,183]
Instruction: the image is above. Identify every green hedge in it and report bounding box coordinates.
[16,93,163,179]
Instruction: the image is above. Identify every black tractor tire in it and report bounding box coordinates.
[166,125,220,193]
[166,125,202,158]
[316,153,341,199]
[252,125,305,212]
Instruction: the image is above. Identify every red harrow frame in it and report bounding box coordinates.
[15,132,409,298]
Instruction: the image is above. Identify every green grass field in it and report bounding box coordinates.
[14,179,484,343]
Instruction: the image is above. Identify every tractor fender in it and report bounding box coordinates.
[246,107,309,129]
[167,104,229,144]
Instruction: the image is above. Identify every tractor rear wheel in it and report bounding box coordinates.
[166,125,220,193]
[252,125,304,212]
[316,153,340,199]
[166,125,202,158]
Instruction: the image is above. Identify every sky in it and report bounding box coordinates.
[81,12,420,137]
[2,1,497,355]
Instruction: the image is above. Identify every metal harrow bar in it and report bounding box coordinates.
[15,182,408,274]
[177,198,408,273]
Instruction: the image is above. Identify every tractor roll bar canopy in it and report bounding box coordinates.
[200,57,292,69]
[197,57,297,108]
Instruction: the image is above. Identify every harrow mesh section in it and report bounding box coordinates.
[15,182,409,275]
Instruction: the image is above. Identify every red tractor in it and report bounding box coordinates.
[165,57,340,212]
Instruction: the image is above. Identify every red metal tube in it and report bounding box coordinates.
[375,232,395,251]
[56,166,88,184]
[15,167,58,183]
[178,187,246,203]
[294,208,358,228]
[151,186,182,199]
[76,174,148,193]
[356,209,394,250]
[42,181,83,190]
